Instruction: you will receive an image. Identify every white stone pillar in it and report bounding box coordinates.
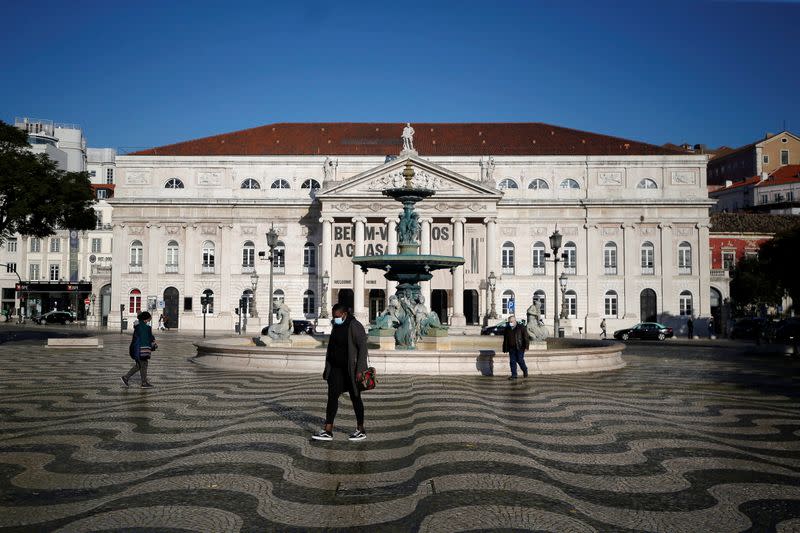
[385,217,399,298]
[697,223,711,319]
[183,224,195,321]
[352,216,367,322]
[419,217,432,306]
[622,223,638,320]
[451,217,466,326]
[108,224,126,329]
[659,223,673,319]
[147,224,159,312]
[484,217,497,320]
[220,224,232,317]
[584,223,600,332]
[320,217,333,315]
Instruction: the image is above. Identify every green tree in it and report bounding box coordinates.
[729,256,782,316]
[759,226,800,312]
[0,120,95,243]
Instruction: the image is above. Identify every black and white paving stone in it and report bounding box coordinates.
[0,329,798,532]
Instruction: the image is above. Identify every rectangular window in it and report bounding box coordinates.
[7,239,17,252]
[49,264,60,281]
[49,238,60,253]
[722,251,735,270]
[29,263,40,280]
[760,194,768,204]
[781,150,789,165]
[563,248,576,274]
[501,247,514,275]
[680,296,693,316]
[763,155,769,164]
[95,212,103,229]
[184,297,193,311]
[97,189,108,200]
[565,294,577,318]
[604,295,617,317]
[91,238,102,253]
[89,170,97,178]
[5,262,16,273]
[106,168,114,184]
[532,247,545,274]
[788,191,794,202]
[30,238,41,253]
[641,247,654,274]
[242,248,254,267]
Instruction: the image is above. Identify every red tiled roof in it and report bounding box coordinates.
[755,164,800,187]
[714,176,762,192]
[130,122,687,157]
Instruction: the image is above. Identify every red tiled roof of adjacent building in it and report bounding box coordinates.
[129,122,688,157]
[754,164,800,187]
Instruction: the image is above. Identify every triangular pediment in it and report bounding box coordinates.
[316,155,502,201]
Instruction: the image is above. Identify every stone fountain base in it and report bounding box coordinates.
[192,336,625,376]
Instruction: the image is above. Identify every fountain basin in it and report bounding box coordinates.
[192,336,625,375]
[352,254,464,281]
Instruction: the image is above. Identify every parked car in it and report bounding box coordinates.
[613,322,673,341]
[261,320,315,336]
[774,318,800,343]
[480,319,526,336]
[730,318,767,340]
[36,311,75,325]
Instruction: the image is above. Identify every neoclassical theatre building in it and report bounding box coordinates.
[108,123,712,334]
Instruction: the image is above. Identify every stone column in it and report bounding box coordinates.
[385,217,399,298]
[183,224,195,322]
[659,223,673,319]
[419,217,432,306]
[352,216,367,322]
[450,217,466,326]
[697,223,711,319]
[584,223,600,332]
[108,224,126,329]
[320,217,333,315]
[622,223,638,320]
[484,217,497,320]
[147,224,159,312]
[220,224,232,317]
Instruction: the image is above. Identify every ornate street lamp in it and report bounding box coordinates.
[548,229,563,337]
[320,270,330,318]
[249,271,259,318]
[266,224,279,327]
[487,270,497,320]
[559,272,569,320]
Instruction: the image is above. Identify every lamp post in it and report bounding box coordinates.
[320,270,330,318]
[200,295,209,338]
[548,229,563,338]
[559,272,568,320]
[487,270,497,320]
[266,224,279,327]
[249,271,259,318]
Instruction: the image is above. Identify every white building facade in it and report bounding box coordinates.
[108,122,712,335]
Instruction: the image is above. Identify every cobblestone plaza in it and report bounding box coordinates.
[1,330,799,531]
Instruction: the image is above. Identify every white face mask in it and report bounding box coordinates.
[333,316,345,325]
[508,320,516,327]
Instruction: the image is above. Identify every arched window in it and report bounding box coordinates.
[128,289,142,314]
[637,178,658,189]
[603,242,618,275]
[303,290,316,315]
[165,178,184,189]
[528,179,549,190]
[303,242,316,273]
[241,289,254,316]
[565,290,577,318]
[532,242,546,274]
[501,241,515,274]
[273,288,285,304]
[241,178,260,189]
[641,241,654,274]
[202,288,214,314]
[273,241,285,273]
[604,290,618,317]
[301,179,321,190]
[678,241,692,274]
[202,241,215,272]
[271,179,291,189]
[560,178,580,189]
[242,241,255,269]
[563,241,577,274]
[533,290,546,316]
[679,290,693,316]
[129,240,143,271]
[501,290,515,315]
[498,178,518,190]
[166,240,179,273]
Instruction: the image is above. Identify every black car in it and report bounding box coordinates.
[480,319,526,336]
[36,311,75,325]
[261,320,315,336]
[613,322,673,341]
[774,318,800,343]
[730,318,767,340]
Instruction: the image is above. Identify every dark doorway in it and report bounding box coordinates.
[640,289,657,323]
[431,289,448,324]
[336,289,354,313]
[369,289,385,323]
[100,284,111,327]
[710,287,722,334]
[164,287,179,329]
[464,289,479,325]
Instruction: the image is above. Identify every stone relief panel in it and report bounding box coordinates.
[671,170,697,185]
[125,170,151,185]
[501,227,517,236]
[128,226,145,235]
[241,226,257,235]
[201,225,218,235]
[367,170,452,191]
[166,226,181,235]
[531,227,548,236]
[562,227,579,236]
[598,172,623,186]
[197,170,223,186]
[601,226,619,236]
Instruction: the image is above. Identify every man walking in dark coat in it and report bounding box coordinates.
[502,315,530,380]
[313,303,369,442]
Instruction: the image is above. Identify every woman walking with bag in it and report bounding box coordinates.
[122,311,157,389]
[313,303,369,442]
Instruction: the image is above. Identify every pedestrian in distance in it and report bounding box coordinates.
[158,313,166,331]
[313,303,369,442]
[122,311,157,389]
[687,317,694,339]
[708,317,714,338]
[503,315,530,380]
[600,318,607,339]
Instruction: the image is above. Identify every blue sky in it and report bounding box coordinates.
[1,0,797,151]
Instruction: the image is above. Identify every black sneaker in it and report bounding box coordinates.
[312,430,333,441]
[508,376,518,380]
[523,370,529,378]
[141,382,153,389]
[348,430,367,442]
[121,376,129,387]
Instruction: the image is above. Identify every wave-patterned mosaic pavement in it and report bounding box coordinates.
[1,332,799,532]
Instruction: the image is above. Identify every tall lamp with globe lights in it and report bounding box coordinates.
[249,271,259,318]
[320,270,330,318]
[547,229,563,337]
[559,272,569,320]
[266,225,279,327]
[487,271,497,320]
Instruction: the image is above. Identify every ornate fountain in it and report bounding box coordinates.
[352,160,464,349]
